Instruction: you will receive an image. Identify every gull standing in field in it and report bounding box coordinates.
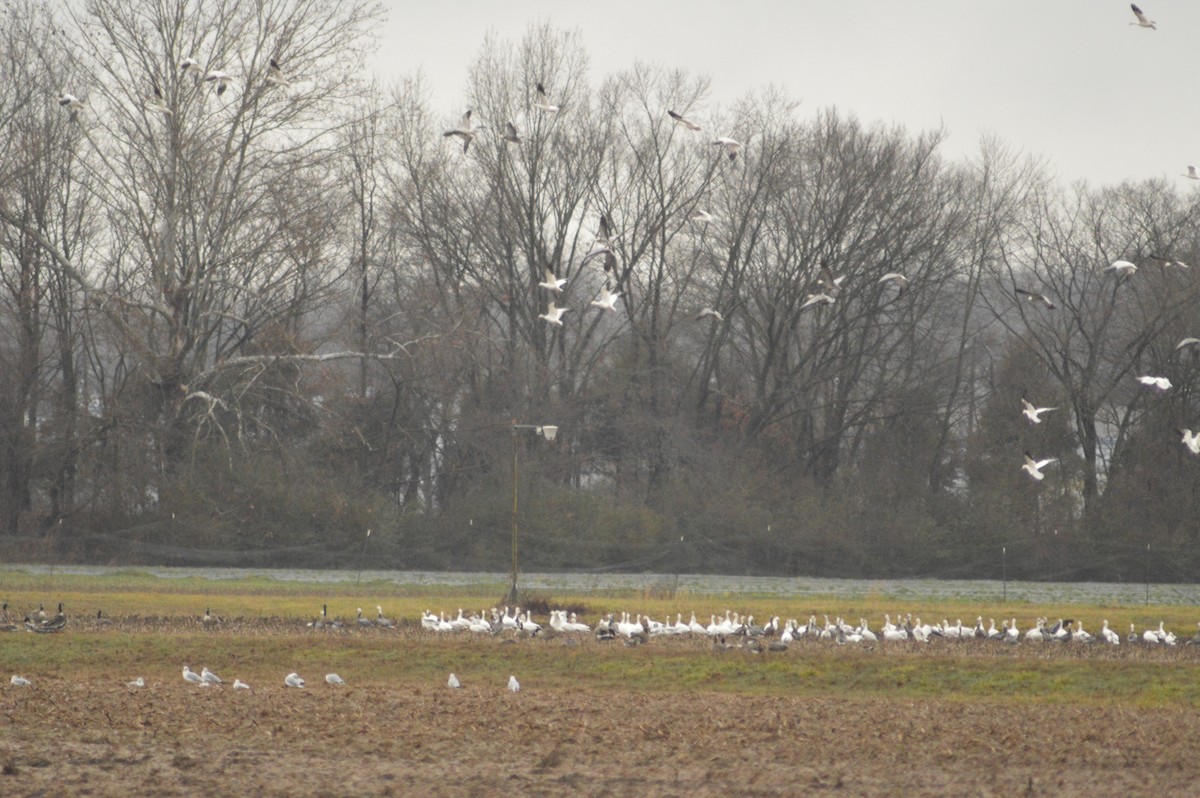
[1179,429,1200,455]
[1184,166,1200,180]
[1137,375,1172,392]
[1130,3,1156,29]
[508,674,520,693]
[539,303,570,327]
[443,110,476,154]
[448,673,461,689]
[233,679,250,690]
[182,665,205,685]
[127,677,145,688]
[325,673,345,685]
[1021,396,1057,425]
[1022,452,1058,481]
[668,110,701,131]
[201,667,223,686]
[1015,288,1056,310]
[533,82,559,113]
[285,672,305,688]
[712,137,742,162]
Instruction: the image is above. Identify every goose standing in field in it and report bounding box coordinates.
[1101,620,1120,645]
[325,673,345,685]
[309,604,329,628]
[1129,623,1139,644]
[533,82,559,113]
[202,608,218,626]
[508,675,520,693]
[443,110,476,154]
[1185,166,1200,180]
[668,110,701,131]
[448,673,461,689]
[712,137,742,161]
[1022,452,1058,481]
[1178,429,1200,455]
[233,679,251,690]
[1156,622,1176,645]
[10,675,31,686]
[58,93,84,121]
[96,609,113,627]
[1024,619,1045,643]
[1015,288,1056,310]
[1143,626,1160,645]
[182,665,205,685]
[538,303,570,327]
[376,606,394,628]
[1130,3,1156,29]
[285,672,305,688]
[127,677,145,688]
[1137,375,1171,392]
[1021,396,1057,425]
[200,667,223,686]
[356,608,373,627]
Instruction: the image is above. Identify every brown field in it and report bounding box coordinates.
[3,616,1200,797]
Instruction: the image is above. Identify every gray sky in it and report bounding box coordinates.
[372,1,1199,188]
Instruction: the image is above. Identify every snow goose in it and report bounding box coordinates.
[127,677,145,688]
[443,110,476,153]
[668,110,701,131]
[1101,620,1120,645]
[1157,622,1176,645]
[1128,623,1139,644]
[376,606,394,628]
[1184,166,1200,180]
[882,625,907,642]
[508,675,520,693]
[10,675,31,686]
[712,137,742,161]
[1137,375,1171,392]
[1024,620,1044,643]
[539,303,570,327]
[182,665,205,685]
[877,272,908,293]
[538,267,568,293]
[1021,396,1057,425]
[1022,452,1058,481]
[1130,3,1156,29]
[1006,618,1020,643]
[1015,288,1056,310]
[533,82,559,113]
[520,612,541,635]
[448,673,461,689]
[1179,429,1200,455]
[1174,337,1200,352]
[1143,627,1160,645]
[1105,260,1138,278]
[590,286,621,313]
[688,612,707,635]
[284,672,305,688]
[325,673,345,685]
[691,209,717,224]
[858,619,878,643]
[694,307,724,323]
[1147,253,1189,268]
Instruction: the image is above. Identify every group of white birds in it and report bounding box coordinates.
[176,664,332,690]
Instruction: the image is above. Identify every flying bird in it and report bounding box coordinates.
[1105,260,1137,278]
[533,82,559,113]
[266,57,290,89]
[1175,337,1200,352]
[712,137,742,162]
[204,70,234,96]
[590,285,622,313]
[691,209,717,224]
[443,110,476,153]
[801,292,836,310]
[508,674,521,693]
[58,93,83,121]
[1015,288,1056,310]
[501,120,521,143]
[538,268,567,293]
[284,672,305,688]
[1137,375,1172,391]
[1130,3,1156,29]
[1148,253,1188,268]
[448,673,461,689]
[877,272,909,292]
[695,307,724,322]
[1184,166,1200,180]
[144,83,172,117]
[539,303,570,327]
[1022,452,1058,481]
[179,57,202,77]
[325,673,345,685]
[668,110,701,131]
[1179,429,1200,455]
[1021,397,1058,425]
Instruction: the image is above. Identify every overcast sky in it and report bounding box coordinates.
[370,1,1200,188]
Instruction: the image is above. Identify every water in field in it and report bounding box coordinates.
[1,563,1197,606]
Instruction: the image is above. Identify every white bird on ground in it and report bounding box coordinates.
[508,675,520,693]
[538,268,567,293]
[448,673,461,689]
[1137,375,1172,392]
[127,677,145,688]
[1184,166,1200,180]
[1021,396,1057,425]
[712,137,742,161]
[692,209,717,224]
[590,286,621,312]
[443,110,476,154]
[1179,429,1200,455]
[533,82,559,113]
[204,70,234,96]
[200,667,223,686]
[325,673,345,685]
[284,672,305,688]
[1105,260,1137,278]
[233,679,250,690]
[376,606,394,628]
[1130,3,1156,29]
[1022,452,1058,481]
[1015,288,1056,310]
[11,675,31,686]
[182,665,204,685]
[538,303,570,327]
[58,93,84,121]
[668,110,701,131]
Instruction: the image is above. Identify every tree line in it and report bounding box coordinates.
[2,1,1200,580]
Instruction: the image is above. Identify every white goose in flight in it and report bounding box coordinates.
[1184,166,1200,180]
[1021,396,1057,425]
[538,268,567,293]
[539,303,570,327]
[1137,375,1171,392]
[1130,3,1156,29]
[1022,452,1058,481]
[443,110,476,153]
[668,110,701,131]
[712,137,742,161]
[1179,428,1200,455]
[533,82,559,113]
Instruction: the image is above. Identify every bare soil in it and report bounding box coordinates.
[3,676,1200,797]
